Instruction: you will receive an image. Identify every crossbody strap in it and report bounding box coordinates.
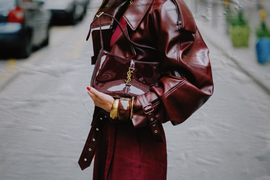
[86,12,156,51]
[171,0,182,30]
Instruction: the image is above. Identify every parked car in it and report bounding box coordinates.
[44,0,84,25]
[0,0,51,58]
[76,0,89,17]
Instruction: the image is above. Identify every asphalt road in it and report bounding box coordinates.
[0,0,270,180]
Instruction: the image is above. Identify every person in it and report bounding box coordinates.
[78,0,214,179]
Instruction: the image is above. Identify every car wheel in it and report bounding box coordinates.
[70,13,77,25]
[19,36,32,58]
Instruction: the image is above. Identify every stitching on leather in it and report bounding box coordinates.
[124,17,135,30]
[162,80,185,99]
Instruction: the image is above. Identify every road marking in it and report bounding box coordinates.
[0,59,17,84]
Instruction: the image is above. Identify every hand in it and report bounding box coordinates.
[87,86,114,112]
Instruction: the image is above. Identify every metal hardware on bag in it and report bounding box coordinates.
[143,104,154,115]
[177,20,182,30]
[96,12,104,18]
[89,12,158,98]
[124,68,135,85]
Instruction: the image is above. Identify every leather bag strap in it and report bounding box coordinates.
[171,0,182,30]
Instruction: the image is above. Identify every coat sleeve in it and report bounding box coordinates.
[131,0,214,127]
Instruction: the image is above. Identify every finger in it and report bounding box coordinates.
[87,91,95,100]
[87,86,97,98]
[87,91,100,107]
[89,87,103,99]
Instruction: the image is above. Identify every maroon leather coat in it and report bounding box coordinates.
[78,0,214,179]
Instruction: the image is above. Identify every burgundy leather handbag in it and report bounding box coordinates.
[87,12,159,98]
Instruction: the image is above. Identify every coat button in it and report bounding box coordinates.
[100,117,103,120]
[154,130,158,134]
[92,138,96,142]
[104,116,107,118]
[84,158,87,161]
[96,128,99,131]
[89,148,92,151]
[150,118,154,121]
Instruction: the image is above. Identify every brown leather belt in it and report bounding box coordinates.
[137,94,165,142]
[78,111,106,170]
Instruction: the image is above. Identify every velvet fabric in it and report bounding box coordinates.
[93,113,167,180]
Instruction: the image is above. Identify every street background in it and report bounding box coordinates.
[0,0,270,180]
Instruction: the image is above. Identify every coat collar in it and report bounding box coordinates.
[91,0,196,33]
[91,0,153,30]
[123,0,154,31]
[123,0,196,32]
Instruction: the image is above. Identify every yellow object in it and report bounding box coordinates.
[130,97,134,119]
[110,99,119,119]
[96,12,104,18]
[223,0,230,7]
[260,9,267,21]
[124,68,135,85]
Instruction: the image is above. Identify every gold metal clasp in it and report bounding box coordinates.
[125,68,135,85]
[96,12,104,18]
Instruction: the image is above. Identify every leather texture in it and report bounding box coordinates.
[89,13,159,98]
[91,47,160,97]
[79,0,214,177]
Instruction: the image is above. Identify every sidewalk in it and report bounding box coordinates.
[193,2,270,96]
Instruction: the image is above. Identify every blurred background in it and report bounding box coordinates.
[0,0,270,180]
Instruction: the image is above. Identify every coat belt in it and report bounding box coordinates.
[78,111,106,170]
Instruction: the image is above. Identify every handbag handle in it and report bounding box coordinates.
[86,12,156,51]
